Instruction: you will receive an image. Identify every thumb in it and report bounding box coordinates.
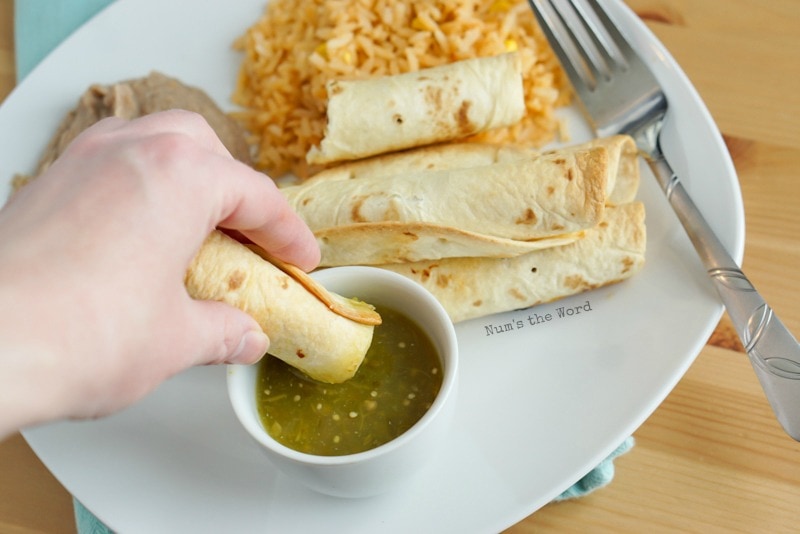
[186,300,270,366]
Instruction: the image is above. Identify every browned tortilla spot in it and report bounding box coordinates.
[329,82,344,96]
[436,274,451,288]
[420,264,438,282]
[509,288,526,301]
[565,274,597,291]
[565,275,582,290]
[383,200,401,220]
[351,195,367,222]
[567,168,575,181]
[455,100,474,135]
[621,256,635,273]
[227,270,246,291]
[425,85,443,109]
[472,300,483,307]
[296,349,306,359]
[350,193,402,222]
[515,208,538,225]
[393,113,404,125]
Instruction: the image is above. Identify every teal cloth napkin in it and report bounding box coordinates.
[14,0,114,81]
[554,436,635,501]
[15,1,635,530]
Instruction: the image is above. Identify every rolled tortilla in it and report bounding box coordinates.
[306,53,525,165]
[306,135,640,206]
[302,142,525,185]
[285,146,609,266]
[579,135,640,205]
[380,202,646,323]
[185,230,375,383]
[313,223,584,266]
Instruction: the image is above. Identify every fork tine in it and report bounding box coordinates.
[569,0,628,72]
[531,0,666,137]
[529,0,624,92]
[551,1,610,82]
[527,0,594,92]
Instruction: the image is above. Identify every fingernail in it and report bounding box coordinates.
[229,329,269,364]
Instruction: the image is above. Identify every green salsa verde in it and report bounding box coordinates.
[255,305,442,456]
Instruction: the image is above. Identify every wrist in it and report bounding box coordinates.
[0,338,64,439]
[0,268,69,438]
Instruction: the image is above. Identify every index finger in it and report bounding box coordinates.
[109,110,321,271]
[213,163,321,271]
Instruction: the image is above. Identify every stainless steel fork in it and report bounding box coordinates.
[528,0,800,440]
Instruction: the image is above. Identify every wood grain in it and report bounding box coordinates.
[0,1,798,532]
[508,1,800,532]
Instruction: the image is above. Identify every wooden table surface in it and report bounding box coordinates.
[0,0,798,532]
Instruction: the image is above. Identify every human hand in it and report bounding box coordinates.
[0,110,320,434]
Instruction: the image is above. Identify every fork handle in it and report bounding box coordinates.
[647,153,800,441]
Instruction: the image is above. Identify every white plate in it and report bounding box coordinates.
[2,0,743,532]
